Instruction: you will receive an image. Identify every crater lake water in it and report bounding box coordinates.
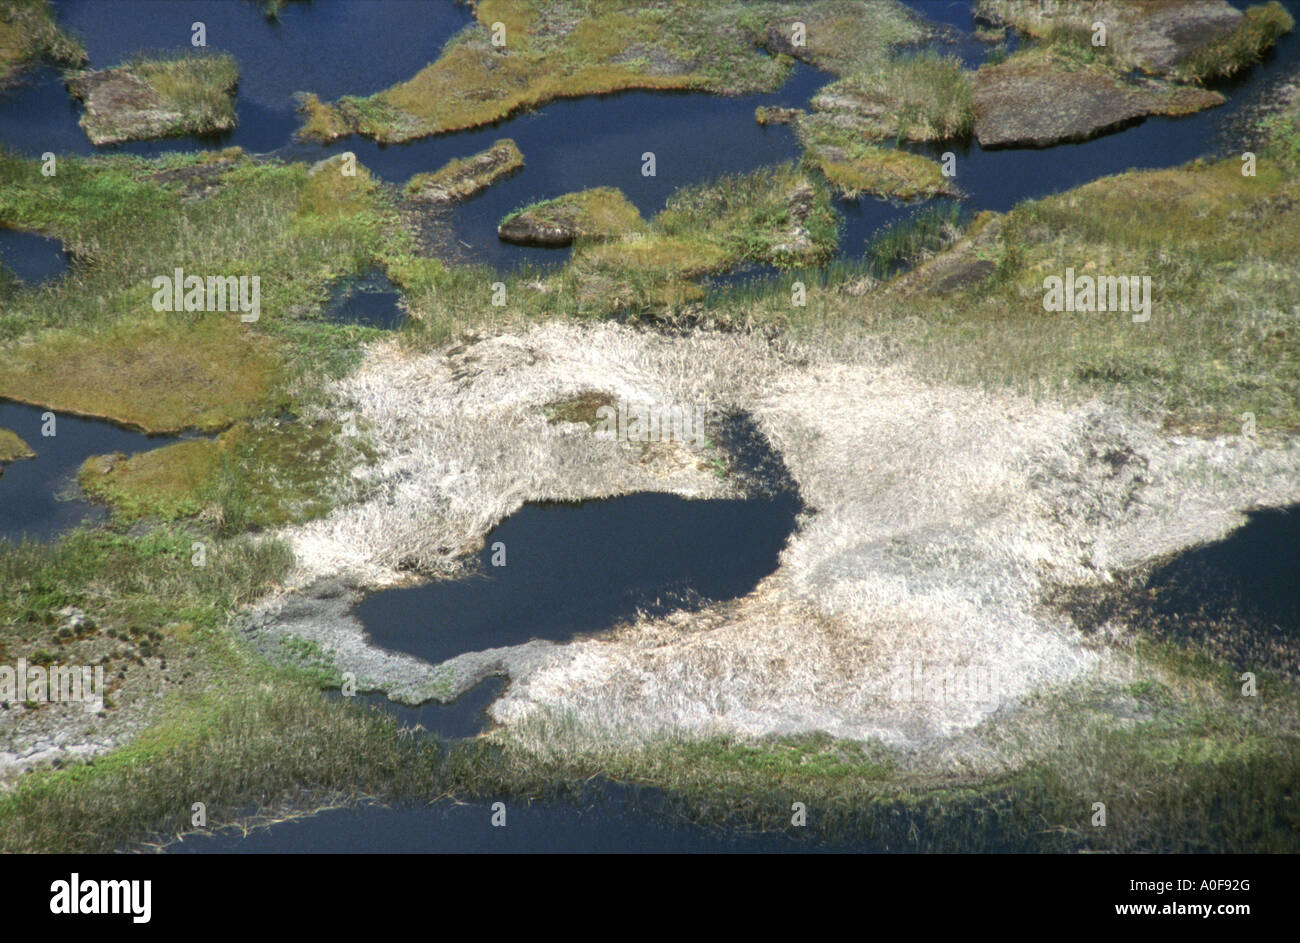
[356,411,801,683]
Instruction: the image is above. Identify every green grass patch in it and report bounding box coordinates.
[0,425,33,462]
[1173,1,1294,82]
[720,152,1300,435]
[0,527,292,653]
[0,147,410,435]
[0,0,84,85]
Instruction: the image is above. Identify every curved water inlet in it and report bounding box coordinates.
[0,401,183,542]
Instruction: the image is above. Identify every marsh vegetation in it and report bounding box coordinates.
[0,0,1296,854]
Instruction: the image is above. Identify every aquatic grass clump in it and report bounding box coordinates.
[866,202,963,278]
[1173,1,1294,82]
[817,52,975,142]
[797,119,955,199]
[67,51,239,145]
[0,0,85,85]
[0,425,33,463]
[499,186,648,246]
[655,163,840,267]
[406,139,524,204]
[126,51,239,129]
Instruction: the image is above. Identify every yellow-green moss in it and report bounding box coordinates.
[0,318,281,434]
[79,418,373,530]
[0,426,33,462]
[406,139,524,203]
[298,1,922,143]
[499,186,648,243]
[67,53,239,145]
[0,0,85,85]
[79,437,223,520]
[797,115,956,198]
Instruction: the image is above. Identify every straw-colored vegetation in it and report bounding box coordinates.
[406,139,524,204]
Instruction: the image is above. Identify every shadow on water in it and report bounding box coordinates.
[0,401,179,542]
[0,229,69,282]
[166,781,843,854]
[358,413,802,666]
[1053,503,1300,683]
[360,489,800,666]
[1139,504,1300,679]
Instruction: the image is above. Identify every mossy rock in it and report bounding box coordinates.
[972,48,1223,148]
[406,139,524,204]
[0,427,34,464]
[66,53,238,145]
[499,187,646,247]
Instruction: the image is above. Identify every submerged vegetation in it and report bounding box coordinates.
[866,202,963,278]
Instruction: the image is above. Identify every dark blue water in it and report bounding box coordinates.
[167,783,840,854]
[1140,504,1300,680]
[0,228,69,282]
[325,677,507,740]
[359,489,801,666]
[322,268,405,328]
[0,0,1289,275]
[0,0,1291,853]
[0,401,179,542]
[0,0,472,155]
